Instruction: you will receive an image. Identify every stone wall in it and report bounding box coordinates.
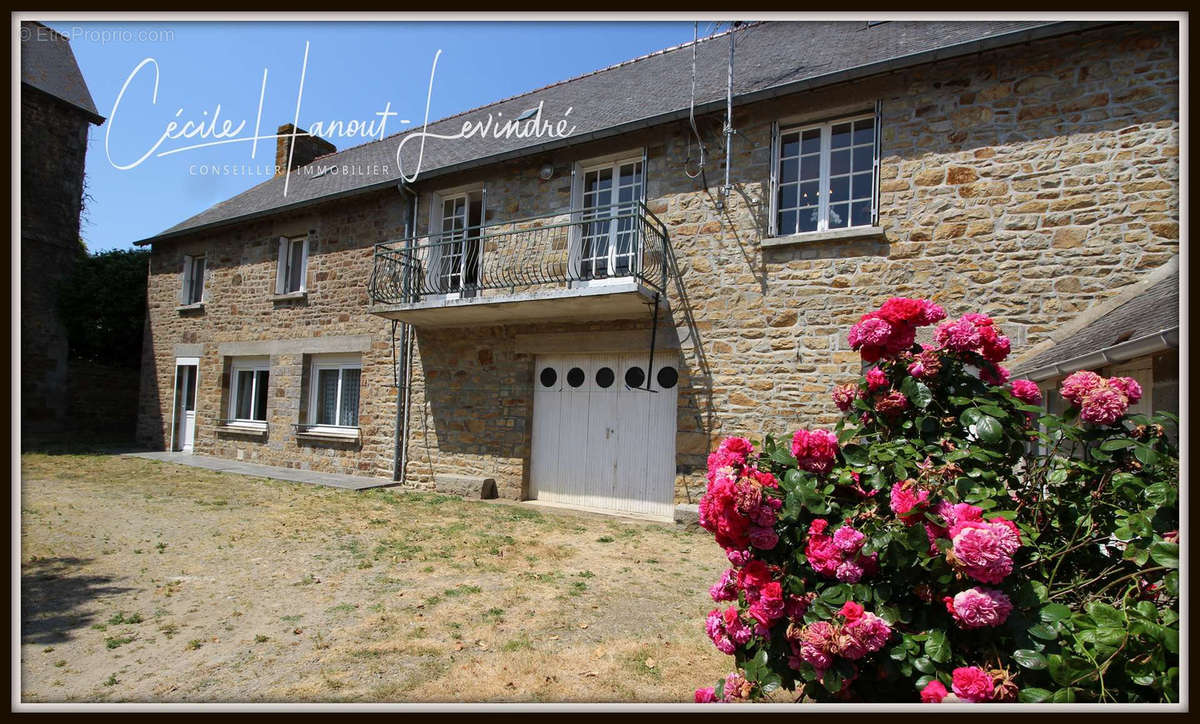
[138,192,407,477]
[20,88,91,434]
[140,22,1178,504]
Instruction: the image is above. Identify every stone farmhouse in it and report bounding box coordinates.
[20,21,106,435]
[135,20,1179,520]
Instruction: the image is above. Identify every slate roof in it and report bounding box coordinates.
[1014,258,1180,377]
[140,19,1110,245]
[20,21,104,124]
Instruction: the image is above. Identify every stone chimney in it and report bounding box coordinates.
[275,123,336,176]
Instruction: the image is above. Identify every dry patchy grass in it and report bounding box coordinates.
[19,453,727,702]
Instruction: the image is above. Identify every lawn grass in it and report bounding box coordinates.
[19,452,727,702]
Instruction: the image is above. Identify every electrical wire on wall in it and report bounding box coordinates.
[683,21,707,183]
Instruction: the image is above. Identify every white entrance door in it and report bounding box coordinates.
[173,359,199,453]
[530,352,678,519]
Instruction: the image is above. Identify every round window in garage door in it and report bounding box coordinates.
[566,367,586,388]
[624,365,645,388]
[539,367,558,388]
[596,366,615,388]
[656,366,678,389]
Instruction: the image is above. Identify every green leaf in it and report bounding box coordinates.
[974,415,1003,443]
[912,657,935,674]
[960,408,984,428]
[1150,541,1179,569]
[841,444,868,467]
[1018,687,1053,703]
[925,630,950,663]
[1133,443,1160,466]
[1039,603,1072,623]
[1085,602,1124,629]
[1051,687,1077,703]
[1028,623,1059,641]
[1099,438,1136,451]
[1012,649,1048,670]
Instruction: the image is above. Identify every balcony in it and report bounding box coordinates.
[367,203,669,327]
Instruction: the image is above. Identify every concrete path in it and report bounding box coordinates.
[122,451,396,491]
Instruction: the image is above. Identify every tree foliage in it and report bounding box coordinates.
[57,246,150,368]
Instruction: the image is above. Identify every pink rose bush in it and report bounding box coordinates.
[695,297,1179,704]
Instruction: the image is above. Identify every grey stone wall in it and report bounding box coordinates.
[21,88,91,435]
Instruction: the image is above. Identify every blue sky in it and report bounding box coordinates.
[46,21,705,251]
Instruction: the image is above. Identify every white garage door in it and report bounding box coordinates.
[530,353,678,519]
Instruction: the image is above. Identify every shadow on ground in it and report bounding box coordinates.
[21,557,134,645]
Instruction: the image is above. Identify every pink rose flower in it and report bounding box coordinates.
[832,383,858,412]
[1110,376,1143,403]
[694,687,717,703]
[849,316,893,348]
[951,666,996,702]
[944,587,1013,628]
[748,525,779,551]
[835,559,864,583]
[1059,370,1103,405]
[1009,379,1042,405]
[921,680,948,703]
[949,518,1020,584]
[1079,384,1129,425]
[890,479,930,524]
[842,610,892,657]
[874,390,909,418]
[833,525,866,553]
[839,601,865,621]
[791,429,840,475]
[918,300,947,326]
[866,367,888,391]
[935,318,982,352]
[709,569,739,602]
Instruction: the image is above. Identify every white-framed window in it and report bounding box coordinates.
[180,254,206,306]
[428,189,484,296]
[307,355,362,430]
[275,235,309,295]
[570,152,645,281]
[227,357,270,425]
[771,111,879,236]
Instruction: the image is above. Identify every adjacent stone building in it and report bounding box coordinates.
[20,21,106,435]
[136,20,1179,519]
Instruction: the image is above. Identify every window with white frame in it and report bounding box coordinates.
[181,254,206,305]
[773,113,878,236]
[429,190,484,295]
[307,355,362,429]
[227,357,270,424]
[275,236,308,295]
[573,155,644,279]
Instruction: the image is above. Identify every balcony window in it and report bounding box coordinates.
[429,190,484,295]
[575,156,644,280]
[772,112,879,236]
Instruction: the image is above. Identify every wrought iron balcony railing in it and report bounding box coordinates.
[368,202,669,306]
